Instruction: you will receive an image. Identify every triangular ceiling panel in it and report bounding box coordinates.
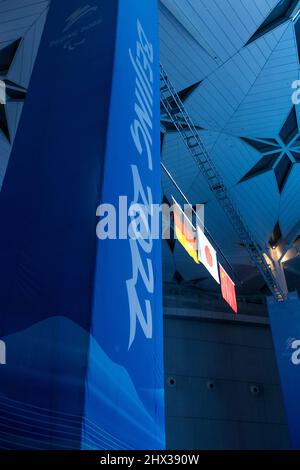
[177,23,290,134]
[279,165,300,237]
[225,22,297,137]
[245,0,299,45]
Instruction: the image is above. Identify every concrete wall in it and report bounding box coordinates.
[164,315,291,450]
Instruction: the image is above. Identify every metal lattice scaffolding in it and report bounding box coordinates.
[160,64,286,302]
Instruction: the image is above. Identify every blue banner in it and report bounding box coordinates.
[0,0,164,450]
[82,0,165,450]
[268,292,300,449]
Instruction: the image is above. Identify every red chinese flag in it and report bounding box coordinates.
[219,264,238,314]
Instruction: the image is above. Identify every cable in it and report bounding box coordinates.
[161,161,241,284]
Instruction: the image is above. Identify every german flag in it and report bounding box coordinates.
[173,201,199,264]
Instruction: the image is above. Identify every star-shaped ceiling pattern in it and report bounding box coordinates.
[160,80,202,150]
[239,107,300,193]
[0,38,27,144]
[246,0,300,45]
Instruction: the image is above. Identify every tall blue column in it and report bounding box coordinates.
[0,0,164,450]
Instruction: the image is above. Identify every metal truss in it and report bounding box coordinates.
[160,64,286,301]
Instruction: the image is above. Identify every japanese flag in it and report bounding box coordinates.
[197,226,220,284]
